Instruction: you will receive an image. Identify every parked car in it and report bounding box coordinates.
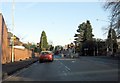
[39,51,54,63]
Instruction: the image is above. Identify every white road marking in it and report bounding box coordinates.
[58,60,71,71]
[54,58,76,60]
[64,65,71,71]
[72,61,75,63]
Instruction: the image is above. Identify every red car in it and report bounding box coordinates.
[39,51,54,63]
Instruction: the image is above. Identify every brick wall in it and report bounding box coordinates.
[0,14,2,63]
[0,14,10,64]
[9,48,32,61]
[0,14,36,64]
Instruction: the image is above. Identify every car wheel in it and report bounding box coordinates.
[50,59,53,62]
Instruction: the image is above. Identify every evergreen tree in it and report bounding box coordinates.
[74,20,94,56]
[40,31,48,51]
[85,20,93,40]
[75,20,93,42]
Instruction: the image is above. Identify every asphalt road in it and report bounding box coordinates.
[2,55,119,81]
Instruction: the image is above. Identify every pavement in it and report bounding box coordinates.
[2,57,38,79]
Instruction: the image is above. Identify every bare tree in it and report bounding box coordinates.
[104,0,120,36]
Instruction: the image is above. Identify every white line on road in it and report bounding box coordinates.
[71,61,75,63]
[64,65,71,71]
[54,58,76,60]
[58,60,71,71]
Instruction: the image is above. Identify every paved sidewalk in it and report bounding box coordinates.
[2,58,38,79]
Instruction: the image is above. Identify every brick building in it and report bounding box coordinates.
[8,32,23,46]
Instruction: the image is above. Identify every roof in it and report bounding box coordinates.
[8,32,19,40]
[41,51,53,53]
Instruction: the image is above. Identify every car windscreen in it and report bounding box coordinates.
[41,52,50,55]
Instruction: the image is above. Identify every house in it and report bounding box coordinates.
[8,32,23,46]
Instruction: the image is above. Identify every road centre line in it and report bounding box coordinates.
[58,60,71,71]
[54,58,76,60]
[71,60,75,63]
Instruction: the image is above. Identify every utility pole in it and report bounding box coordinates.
[11,0,15,62]
[0,0,2,61]
[0,1,2,82]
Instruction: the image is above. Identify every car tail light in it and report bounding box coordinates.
[48,54,52,58]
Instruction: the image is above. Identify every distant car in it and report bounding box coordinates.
[39,51,54,63]
[54,51,59,55]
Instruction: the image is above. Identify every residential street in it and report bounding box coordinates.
[1,2,120,83]
[3,55,119,81]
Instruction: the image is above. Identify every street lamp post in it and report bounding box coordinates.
[11,0,15,62]
[11,36,15,62]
